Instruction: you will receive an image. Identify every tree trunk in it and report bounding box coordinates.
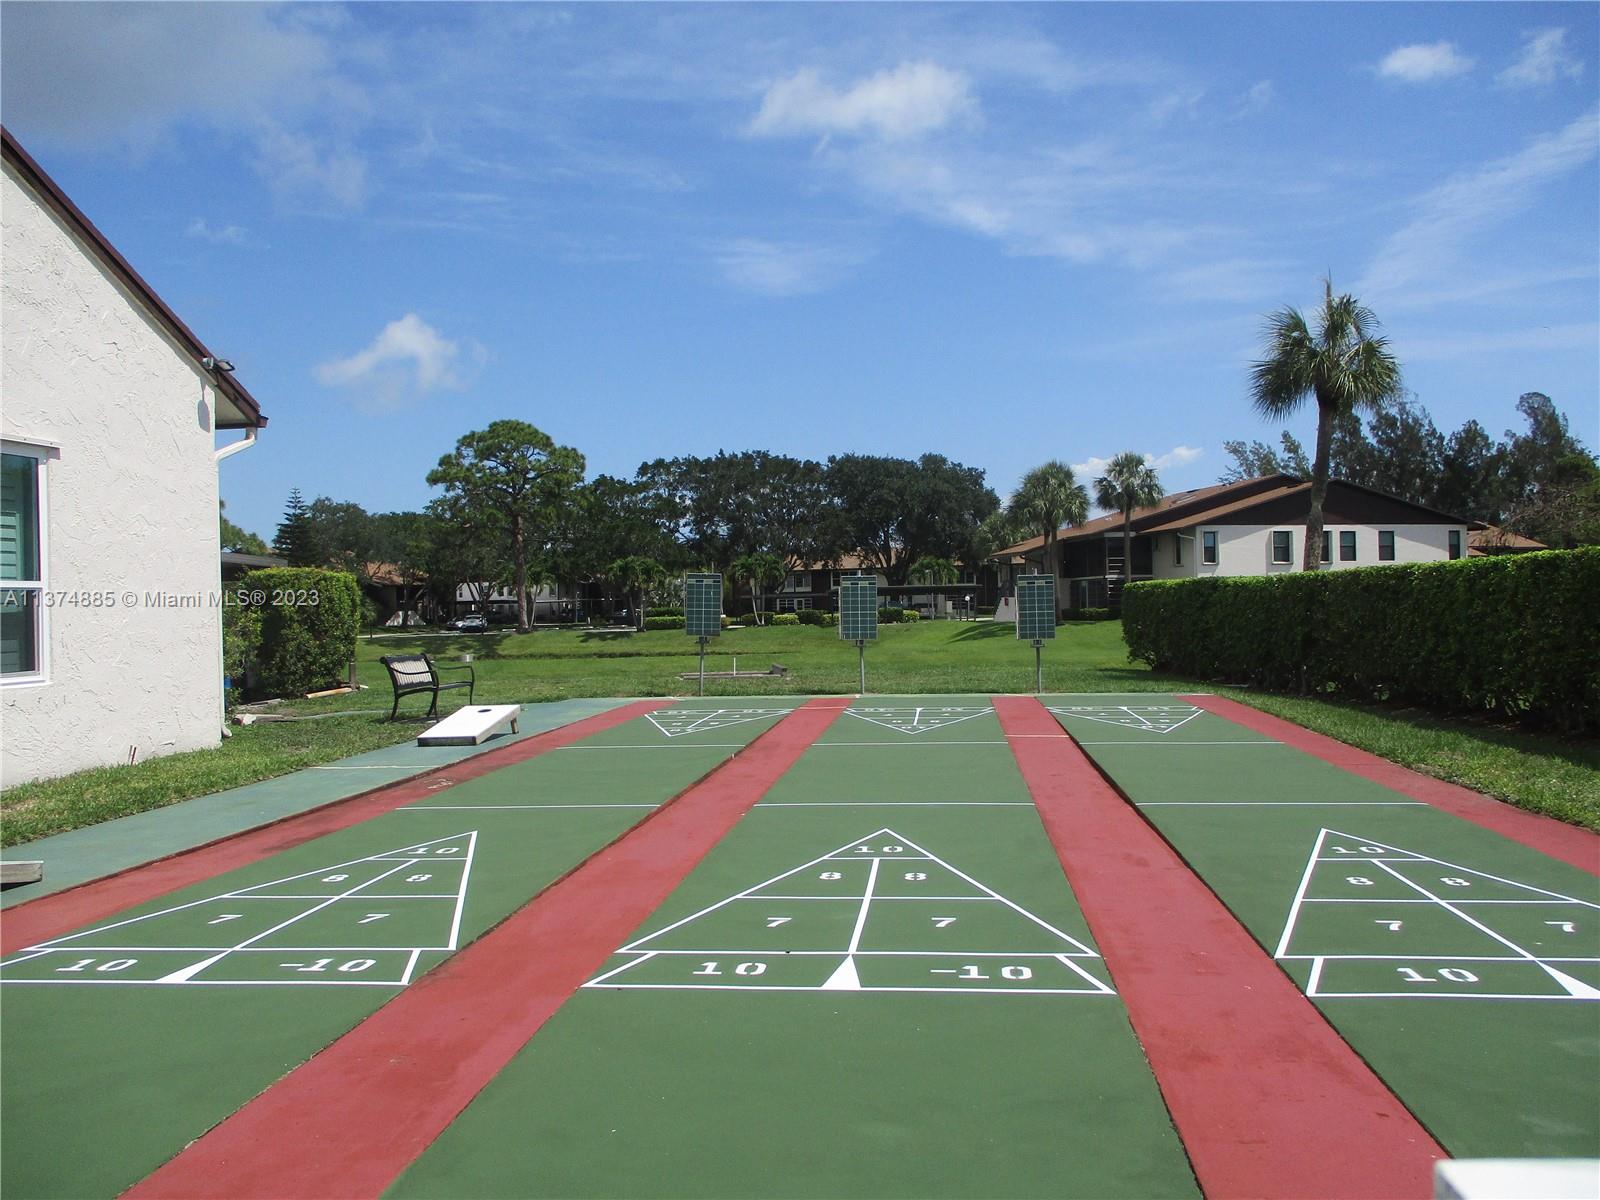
[1304,397,1335,571]
[512,517,530,631]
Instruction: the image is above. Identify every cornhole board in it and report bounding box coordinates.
[0,860,43,885]
[417,704,522,746]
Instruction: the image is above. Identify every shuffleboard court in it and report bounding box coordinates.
[1049,693,1600,1161]
[0,701,796,1200]
[385,698,1198,1199]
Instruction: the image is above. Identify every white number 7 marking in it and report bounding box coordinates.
[358,913,390,925]
[932,917,957,928]
[766,917,790,928]
[207,914,242,925]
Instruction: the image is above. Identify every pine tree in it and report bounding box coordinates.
[273,488,320,566]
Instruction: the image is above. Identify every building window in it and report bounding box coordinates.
[1340,531,1357,561]
[1,447,46,680]
[1271,530,1292,564]
[1379,530,1396,561]
[1321,531,1332,564]
[1448,530,1462,560]
[1173,533,1183,566]
[1201,530,1217,565]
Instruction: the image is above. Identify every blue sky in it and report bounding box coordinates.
[3,2,1596,541]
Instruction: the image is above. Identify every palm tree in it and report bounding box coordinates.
[607,556,668,630]
[1006,462,1089,592]
[1251,278,1402,570]
[1093,452,1165,586]
[730,551,785,625]
[907,555,958,618]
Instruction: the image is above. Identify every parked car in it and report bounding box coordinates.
[448,613,489,632]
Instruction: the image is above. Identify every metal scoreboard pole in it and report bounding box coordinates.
[838,575,879,695]
[1014,575,1057,694]
[683,572,723,697]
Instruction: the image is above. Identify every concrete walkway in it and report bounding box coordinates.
[0,698,635,909]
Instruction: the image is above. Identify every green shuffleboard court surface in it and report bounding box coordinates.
[684,572,723,637]
[1048,694,1600,1161]
[837,575,878,641]
[0,701,796,1200]
[1014,575,1055,641]
[386,697,1198,1200]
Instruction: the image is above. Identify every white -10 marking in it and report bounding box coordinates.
[1396,966,1479,984]
[1377,920,1403,931]
[1545,921,1576,933]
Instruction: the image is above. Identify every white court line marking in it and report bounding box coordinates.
[556,744,749,751]
[598,828,1103,999]
[1288,954,1599,962]
[591,984,1113,996]
[155,860,416,983]
[1079,740,1283,747]
[1274,827,1326,957]
[812,740,1009,747]
[399,804,659,811]
[1138,802,1426,807]
[4,832,480,989]
[758,802,1035,808]
[399,948,424,985]
[844,707,995,736]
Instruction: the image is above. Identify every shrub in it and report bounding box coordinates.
[1122,548,1600,732]
[877,606,908,624]
[1069,607,1114,621]
[646,606,684,618]
[822,612,838,627]
[644,615,686,630]
[741,611,775,627]
[771,612,800,625]
[795,608,827,625]
[234,568,360,698]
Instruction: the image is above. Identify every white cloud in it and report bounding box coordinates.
[1237,80,1274,115]
[1377,42,1475,83]
[315,314,483,410]
[186,218,247,246]
[1497,29,1585,88]
[1359,108,1600,298]
[712,238,871,296]
[254,125,368,211]
[1073,446,1204,479]
[749,61,976,141]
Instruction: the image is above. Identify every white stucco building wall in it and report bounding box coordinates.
[2,149,254,786]
[1150,523,1466,580]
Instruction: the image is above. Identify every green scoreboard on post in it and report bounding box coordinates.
[838,576,879,642]
[1015,575,1057,642]
[684,573,723,638]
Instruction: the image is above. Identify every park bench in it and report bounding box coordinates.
[379,654,474,719]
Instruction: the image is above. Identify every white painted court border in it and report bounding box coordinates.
[583,829,1114,997]
[0,832,480,989]
[1275,828,1600,1002]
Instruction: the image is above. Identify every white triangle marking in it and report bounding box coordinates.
[1048,706,1203,735]
[822,958,861,990]
[843,707,994,735]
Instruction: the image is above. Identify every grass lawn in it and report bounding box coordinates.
[3,619,1594,847]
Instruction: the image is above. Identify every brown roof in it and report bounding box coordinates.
[994,475,1296,556]
[1467,524,1546,554]
[2,126,266,430]
[994,474,1475,560]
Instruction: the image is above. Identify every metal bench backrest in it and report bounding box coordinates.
[382,655,436,690]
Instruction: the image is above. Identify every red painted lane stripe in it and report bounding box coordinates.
[995,696,1445,1200]
[1184,694,1600,877]
[125,697,851,1200]
[1,700,668,955]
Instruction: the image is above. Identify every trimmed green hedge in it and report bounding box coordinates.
[771,612,800,626]
[232,568,360,698]
[1122,548,1600,732]
[877,607,919,624]
[644,615,686,630]
[795,608,828,625]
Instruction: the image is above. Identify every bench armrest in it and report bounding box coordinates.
[437,663,475,683]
